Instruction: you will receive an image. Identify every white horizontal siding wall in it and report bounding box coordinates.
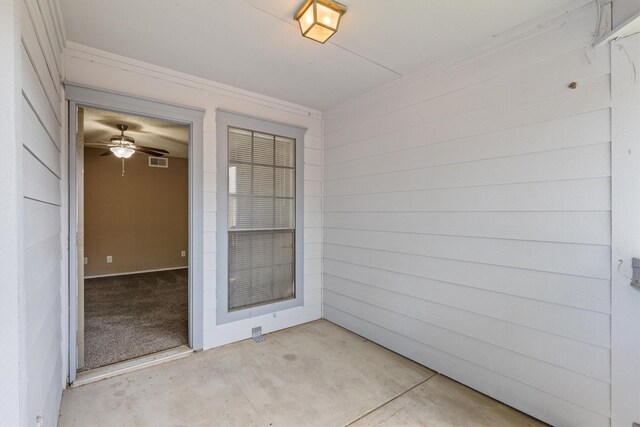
[19,0,66,425]
[64,43,323,349]
[322,2,611,426]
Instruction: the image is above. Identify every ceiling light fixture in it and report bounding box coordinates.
[294,0,346,44]
[108,124,136,158]
[110,146,135,159]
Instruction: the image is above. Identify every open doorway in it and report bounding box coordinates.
[66,84,205,385]
[77,107,190,372]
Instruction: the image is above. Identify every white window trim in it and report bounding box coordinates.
[216,110,306,324]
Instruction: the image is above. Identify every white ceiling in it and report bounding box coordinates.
[83,108,189,158]
[60,0,574,110]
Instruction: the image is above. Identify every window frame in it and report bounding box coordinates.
[216,110,306,324]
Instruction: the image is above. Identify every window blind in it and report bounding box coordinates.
[227,127,296,311]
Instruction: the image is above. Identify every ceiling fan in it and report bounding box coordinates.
[92,124,169,158]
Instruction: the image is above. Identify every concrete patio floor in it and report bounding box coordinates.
[59,320,543,426]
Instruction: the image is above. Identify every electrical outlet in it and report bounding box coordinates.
[106,256,112,263]
[84,257,88,265]
[181,250,186,257]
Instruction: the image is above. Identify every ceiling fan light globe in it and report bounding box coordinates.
[110,146,135,158]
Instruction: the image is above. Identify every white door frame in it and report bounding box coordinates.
[65,84,205,383]
[75,107,85,370]
[611,33,640,426]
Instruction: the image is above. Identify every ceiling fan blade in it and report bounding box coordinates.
[100,150,113,156]
[135,147,164,157]
[136,145,169,154]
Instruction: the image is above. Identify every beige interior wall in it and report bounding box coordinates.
[84,147,188,276]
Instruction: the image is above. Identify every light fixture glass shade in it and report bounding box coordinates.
[316,2,341,28]
[110,146,135,158]
[294,0,346,44]
[299,4,315,34]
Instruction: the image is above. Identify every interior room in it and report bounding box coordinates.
[2,0,640,426]
[79,108,190,371]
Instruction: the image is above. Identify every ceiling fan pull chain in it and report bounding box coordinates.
[121,157,125,177]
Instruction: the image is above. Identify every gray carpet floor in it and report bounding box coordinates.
[83,269,188,370]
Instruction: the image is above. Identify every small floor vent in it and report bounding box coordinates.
[252,327,265,343]
[149,157,168,168]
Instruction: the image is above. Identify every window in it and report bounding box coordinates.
[228,128,296,310]
[216,111,305,323]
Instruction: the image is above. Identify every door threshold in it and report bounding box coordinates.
[72,345,192,388]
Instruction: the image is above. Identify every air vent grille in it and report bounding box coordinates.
[149,157,168,168]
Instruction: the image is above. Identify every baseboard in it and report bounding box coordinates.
[84,266,188,279]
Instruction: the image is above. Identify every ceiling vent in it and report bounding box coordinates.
[149,157,168,168]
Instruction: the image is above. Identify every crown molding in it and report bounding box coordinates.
[64,41,322,120]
